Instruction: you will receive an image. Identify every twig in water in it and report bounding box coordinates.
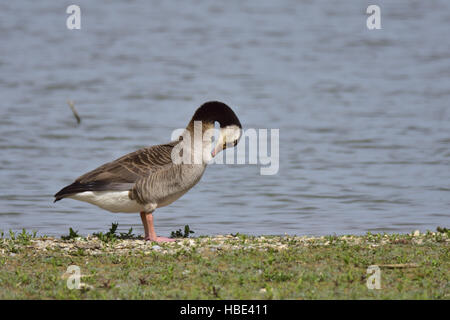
[67,100,81,124]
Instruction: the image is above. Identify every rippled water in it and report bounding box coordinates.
[1,1,449,237]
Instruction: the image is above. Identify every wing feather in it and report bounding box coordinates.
[54,141,178,201]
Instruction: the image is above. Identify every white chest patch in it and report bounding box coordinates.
[69,191,144,213]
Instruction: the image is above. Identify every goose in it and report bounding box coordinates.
[54,101,242,242]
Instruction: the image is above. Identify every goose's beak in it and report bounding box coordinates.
[211,125,241,158]
[211,130,224,158]
[211,143,223,158]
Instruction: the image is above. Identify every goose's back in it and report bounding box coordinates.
[54,141,179,201]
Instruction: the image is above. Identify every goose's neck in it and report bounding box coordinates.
[179,120,214,164]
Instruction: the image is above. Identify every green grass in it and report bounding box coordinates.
[0,229,448,299]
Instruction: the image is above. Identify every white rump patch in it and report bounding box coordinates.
[69,191,144,213]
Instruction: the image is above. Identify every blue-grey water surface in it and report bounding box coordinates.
[0,1,449,237]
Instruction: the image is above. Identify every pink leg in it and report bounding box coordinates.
[140,212,175,242]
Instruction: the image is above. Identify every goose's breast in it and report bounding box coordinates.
[156,164,206,208]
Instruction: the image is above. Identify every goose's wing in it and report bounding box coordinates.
[54,141,178,201]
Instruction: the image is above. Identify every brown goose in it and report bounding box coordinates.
[54,101,242,242]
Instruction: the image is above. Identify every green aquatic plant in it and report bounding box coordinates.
[4,229,37,244]
[93,222,118,243]
[61,227,80,240]
[170,225,195,238]
[436,226,449,237]
[118,227,136,239]
[17,229,37,245]
[93,222,137,243]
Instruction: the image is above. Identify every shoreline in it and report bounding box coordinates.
[1,230,448,299]
[1,230,449,256]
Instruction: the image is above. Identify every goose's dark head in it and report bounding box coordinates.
[188,101,242,157]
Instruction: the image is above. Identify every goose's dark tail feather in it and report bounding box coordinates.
[54,181,133,202]
[54,181,94,202]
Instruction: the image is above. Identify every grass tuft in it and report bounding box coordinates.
[93,223,138,243]
[61,228,80,240]
[170,225,195,239]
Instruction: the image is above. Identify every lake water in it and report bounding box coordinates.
[1,0,449,237]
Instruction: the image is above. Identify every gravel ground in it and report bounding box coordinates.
[2,230,448,257]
